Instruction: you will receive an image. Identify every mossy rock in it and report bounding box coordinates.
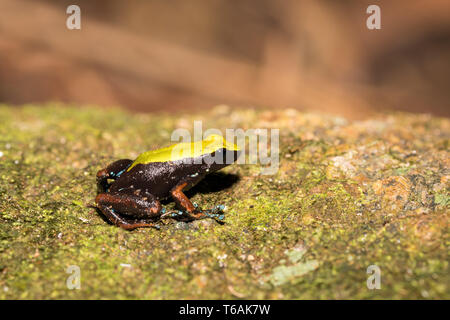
[0,104,448,299]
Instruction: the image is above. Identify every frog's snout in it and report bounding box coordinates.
[96,169,108,179]
[226,149,241,164]
[235,149,242,162]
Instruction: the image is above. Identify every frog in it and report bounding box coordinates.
[94,134,241,230]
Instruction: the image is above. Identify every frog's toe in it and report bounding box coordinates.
[202,207,226,223]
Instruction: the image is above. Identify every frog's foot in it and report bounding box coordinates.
[201,205,226,222]
[160,209,191,221]
[161,205,225,223]
[95,192,161,230]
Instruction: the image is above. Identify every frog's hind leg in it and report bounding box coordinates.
[95,204,159,230]
[95,192,161,230]
[96,159,133,192]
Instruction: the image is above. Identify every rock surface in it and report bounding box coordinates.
[0,104,448,299]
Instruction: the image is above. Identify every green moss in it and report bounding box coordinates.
[435,192,449,207]
[0,103,448,299]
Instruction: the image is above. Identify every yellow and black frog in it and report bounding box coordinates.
[95,134,241,230]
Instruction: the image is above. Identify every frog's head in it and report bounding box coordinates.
[202,134,241,172]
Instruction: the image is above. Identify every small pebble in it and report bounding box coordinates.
[120,263,131,268]
[175,222,190,230]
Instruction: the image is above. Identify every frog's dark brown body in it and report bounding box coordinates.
[95,148,240,230]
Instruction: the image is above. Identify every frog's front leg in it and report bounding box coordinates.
[95,192,162,230]
[170,182,224,222]
[96,159,133,192]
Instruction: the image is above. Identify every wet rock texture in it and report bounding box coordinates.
[0,104,448,299]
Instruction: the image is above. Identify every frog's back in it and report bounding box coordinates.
[126,134,239,172]
[109,161,178,199]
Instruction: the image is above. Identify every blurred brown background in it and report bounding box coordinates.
[0,0,449,118]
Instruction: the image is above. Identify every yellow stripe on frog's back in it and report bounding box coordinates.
[127,134,240,171]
